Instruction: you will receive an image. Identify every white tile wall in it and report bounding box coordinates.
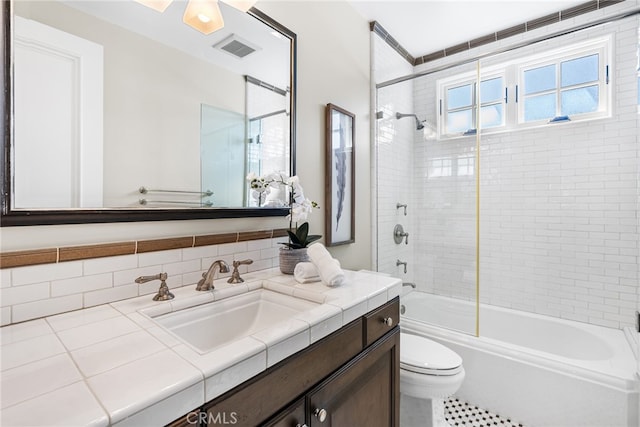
[374,8,639,329]
[373,34,416,285]
[0,237,285,326]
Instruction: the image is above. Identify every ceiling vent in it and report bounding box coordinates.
[213,34,260,59]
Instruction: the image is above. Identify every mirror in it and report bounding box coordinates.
[0,0,296,226]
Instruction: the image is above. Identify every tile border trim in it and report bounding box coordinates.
[0,228,289,269]
[371,0,621,66]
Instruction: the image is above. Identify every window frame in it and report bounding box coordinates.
[436,36,612,139]
[438,69,507,138]
[517,39,610,127]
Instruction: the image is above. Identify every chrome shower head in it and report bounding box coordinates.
[395,112,425,131]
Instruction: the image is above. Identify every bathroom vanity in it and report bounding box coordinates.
[169,297,400,427]
[0,269,401,427]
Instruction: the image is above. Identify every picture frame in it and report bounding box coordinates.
[325,103,355,246]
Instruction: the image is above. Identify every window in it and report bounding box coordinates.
[521,52,604,123]
[442,75,505,135]
[437,37,611,138]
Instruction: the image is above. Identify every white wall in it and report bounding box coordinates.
[2,1,373,270]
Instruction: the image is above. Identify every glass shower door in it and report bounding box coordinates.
[375,60,480,336]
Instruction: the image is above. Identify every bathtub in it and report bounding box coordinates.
[400,291,639,427]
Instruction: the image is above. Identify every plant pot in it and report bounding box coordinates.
[279,247,310,274]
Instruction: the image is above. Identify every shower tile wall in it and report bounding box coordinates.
[408,14,639,329]
[373,34,415,282]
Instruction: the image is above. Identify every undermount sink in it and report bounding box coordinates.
[151,289,321,353]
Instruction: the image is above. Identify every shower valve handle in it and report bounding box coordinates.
[394,224,409,245]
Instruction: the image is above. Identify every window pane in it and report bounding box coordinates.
[480,77,502,104]
[481,104,503,128]
[447,109,473,133]
[561,85,599,116]
[448,84,473,109]
[524,93,556,121]
[524,64,556,94]
[561,54,598,87]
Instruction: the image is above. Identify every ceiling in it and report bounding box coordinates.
[348,0,585,57]
[61,0,291,88]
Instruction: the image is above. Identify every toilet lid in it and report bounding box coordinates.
[401,333,463,376]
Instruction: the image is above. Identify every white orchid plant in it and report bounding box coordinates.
[246,171,320,248]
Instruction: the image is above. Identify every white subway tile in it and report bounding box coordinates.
[83,284,139,308]
[51,274,112,298]
[0,307,11,327]
[12,262,83,287]
[12,295,83,324]
[0,282,49,307]
[0,269,11,288]
[83,255,138,276]
[138,249,181,267]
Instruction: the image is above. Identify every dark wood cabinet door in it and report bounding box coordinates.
[262,398,306,427]
[307,328,399,427]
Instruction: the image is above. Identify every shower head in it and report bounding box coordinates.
[395,112,425,130]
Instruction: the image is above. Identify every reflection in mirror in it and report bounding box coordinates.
[200,103,244,207]
[245,76,290,207]
[2,0,296,225]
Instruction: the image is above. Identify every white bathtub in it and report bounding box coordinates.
[400,291,639,427]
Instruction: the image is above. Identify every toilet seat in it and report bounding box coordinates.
[400,333,463,376]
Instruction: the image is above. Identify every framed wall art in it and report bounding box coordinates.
[325,103,355,246]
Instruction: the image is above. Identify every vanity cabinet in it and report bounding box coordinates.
[168,297,400,427]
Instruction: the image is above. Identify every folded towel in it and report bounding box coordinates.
[294,262,321,284]
[307,243,345,287]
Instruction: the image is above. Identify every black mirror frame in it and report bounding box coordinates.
[0,3,296,226]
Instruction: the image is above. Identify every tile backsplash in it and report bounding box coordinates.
[1,234,287,326]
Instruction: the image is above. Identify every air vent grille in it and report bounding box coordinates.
[220,40,255,58]
[213,35,260,59]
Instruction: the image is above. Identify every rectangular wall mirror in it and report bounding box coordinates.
[0,0,296,226]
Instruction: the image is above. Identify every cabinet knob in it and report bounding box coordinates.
[383,317,393,326]
[314,408,328,422]
[295,424,308,427]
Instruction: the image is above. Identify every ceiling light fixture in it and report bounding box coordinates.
[134,0,173,13]
[183,0,224,35]
[135,0,258,35]
[219,0,257,13]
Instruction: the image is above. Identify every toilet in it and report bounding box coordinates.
[400,332,465,427]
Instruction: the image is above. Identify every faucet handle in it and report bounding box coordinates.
[228,259,253,284]
[135,272,174,301]
[233,259,254,268]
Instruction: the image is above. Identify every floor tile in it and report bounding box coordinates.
[445,397,524,427]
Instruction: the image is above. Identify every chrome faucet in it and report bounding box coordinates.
[403,282,416,289]
[196,260,230,291]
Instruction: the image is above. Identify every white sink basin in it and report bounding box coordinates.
[151,289,320,353]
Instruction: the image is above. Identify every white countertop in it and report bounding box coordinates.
[0,269,401,427]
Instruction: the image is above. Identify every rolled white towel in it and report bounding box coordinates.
[307,243,345,287]
[293,262,321,284]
